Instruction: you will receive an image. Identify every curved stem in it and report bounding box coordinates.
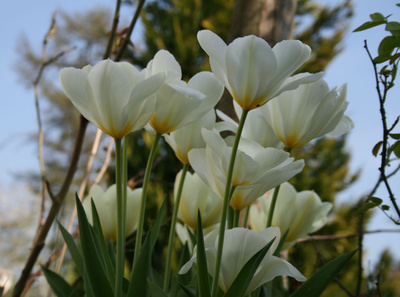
[211,109,249,297]
[133,132,161,267]
[266,184,280,228]
[243,206,250,228]
[114,138,125,297]
[163,163,189,292]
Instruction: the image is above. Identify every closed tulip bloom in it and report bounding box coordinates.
[164,110,216,164]
[197,30,322,110]
[144,50,223,134]
[264,76,353,148]
[179,227,306,295]
[249,182,332,249]
[188,129,304,210]
[83,184,141,241]
[175,170,222,230]
[59,59,165,139]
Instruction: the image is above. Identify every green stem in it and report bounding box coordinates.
[233,209,240,228]
[114,138,125,297]
[211,109,249,297]
[243,206,250,228]
[133,132,161,268]
[163,163,189,292]
[266,184,280,228]
[266,147,290,228]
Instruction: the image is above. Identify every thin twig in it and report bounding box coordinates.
[115,0,146,61]
[103,0,122,59]
[296,229,400,242]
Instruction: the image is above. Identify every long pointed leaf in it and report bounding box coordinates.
[57,222,84,277]
[75,194,114,297]
[127,230,152,297]
[147,279,169,297]
[90,199,116,285]
[151,198,166,250]
[196,210,211,297]
[224,238,275,297]
[41,266,80,297]
[290,249,358,297]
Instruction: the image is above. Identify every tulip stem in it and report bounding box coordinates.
[163,163,189,292]
[133,132,161,268]
[211,109,249,297]
[233,209,240,228]
[243,206,250,228]
[114,137,125,297]
[266,147,291,228]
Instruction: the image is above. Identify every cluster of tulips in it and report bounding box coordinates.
[49,29,353,297]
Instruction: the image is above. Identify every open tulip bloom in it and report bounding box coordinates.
[179,227,306,295]
[263,76,354,148]
[59,59,166,139]
[197,29,323,110]
[250,182,332,249]
[188,129,304,210]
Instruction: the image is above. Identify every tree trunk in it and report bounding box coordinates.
[218,0,297,121]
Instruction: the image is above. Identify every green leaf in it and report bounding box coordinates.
[382,204,390,211]
[372,141,383,156]
[386,21,400,36]
[369,197,383,205]
[273,229,289,257]
[290,250,357,297]
[90,200,116,285]
[378,36,400,57]
[370,13,385,22]
[127,230,152,297]
[147,279,169,297]
[392,141,400,158]
[353,20,385,32]
[196,211,211,297]
[355,202,377,215]
[389,133,400,140]
[57,222,84,277]
[374,54,392,64]
[224,238,275,297]
[75,195,114,297]
[151,198,166,250]
[41,266,80,297]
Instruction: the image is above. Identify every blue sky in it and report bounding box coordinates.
[0,0,399,268]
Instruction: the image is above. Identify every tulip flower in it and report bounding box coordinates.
[175,170,222,230]
[263,76,353,148]
[164,110,216,164]
[188,129,304,210]
[83,184,141,241]
[197,30,322,110]
[179,227,306,295]
[249,182,332,249]
[59,59,165,139]
[144,50,224,134]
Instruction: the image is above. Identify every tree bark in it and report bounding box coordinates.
[218,0,297,121]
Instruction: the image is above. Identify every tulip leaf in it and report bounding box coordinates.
[57,221,84,277]
[196,211,211,297]
[90,199,116,284]
[147,279,169,297]
[273,229,289,257]
[127,229,152,297]
[224,238,275,297]
[290,249,357,297]
[75,194,114,297]
[41,265,80,297]
[151,198,167,250]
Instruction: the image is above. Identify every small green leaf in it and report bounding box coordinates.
[41,266,80,297]
[355,202,377,215]
[372,141,383,156]
[196,211,211,297]
[370,13,385,22]
[378,36,400,56]
[386,21,400,36]
[390,52,400,64]
[382,204,390,211]
[389,133,400,140]
[374,54,392,64]
[353,20,385,32]
[392,141,400,158]
[290,250,357,297]
[369,197,383,205]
